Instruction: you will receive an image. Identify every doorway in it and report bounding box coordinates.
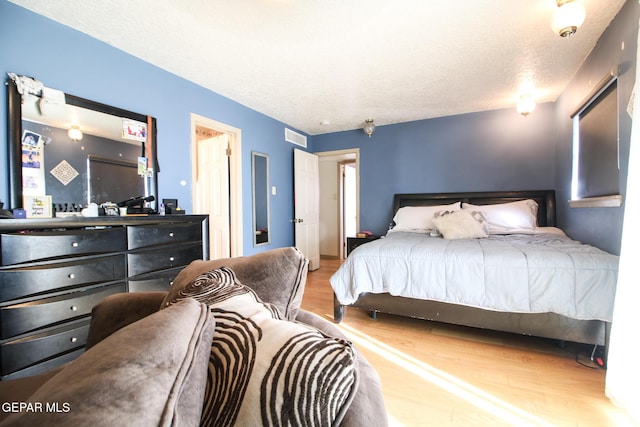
[341,161,357,256]
[190,114,243,259]
[318,149,359,259]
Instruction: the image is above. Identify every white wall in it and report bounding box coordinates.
[605,12,640,419]
[319,159,340,257]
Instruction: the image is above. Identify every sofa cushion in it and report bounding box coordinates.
[163,267,359,427]
[2,298,215,427]
[161,247,308,320]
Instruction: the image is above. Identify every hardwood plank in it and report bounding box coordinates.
[301,258,637,426]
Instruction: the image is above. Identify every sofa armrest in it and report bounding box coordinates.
[85,291,167,349]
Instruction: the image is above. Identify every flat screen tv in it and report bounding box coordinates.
[87,155,145,205]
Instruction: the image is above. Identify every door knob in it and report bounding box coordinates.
[291,218,304,223]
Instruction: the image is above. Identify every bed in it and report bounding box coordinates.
[330,190,618,347]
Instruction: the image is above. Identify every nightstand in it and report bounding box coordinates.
[346,235,381,256]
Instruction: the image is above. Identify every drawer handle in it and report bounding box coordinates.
[169,256,175,262]
[169,232,175,238]
[68,273,75,279]
[70,306,78,312]
[70,337,77,343]
[72,242,79,248]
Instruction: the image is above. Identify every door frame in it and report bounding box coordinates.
[317,149,360,259]
[190,113,243,257]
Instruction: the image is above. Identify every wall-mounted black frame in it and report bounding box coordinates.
[569,68,622,208]
[251,151,270,246]
[6,76,159,210]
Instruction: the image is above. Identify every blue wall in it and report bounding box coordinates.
[554,0,638,255]
[312,103,557,237]
[0,0,305,255]
[312,0,638,256]
[2,0,637,256]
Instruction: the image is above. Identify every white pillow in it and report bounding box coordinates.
[391,202,461,233]
[462,199,538,234]
[432,210,489,239]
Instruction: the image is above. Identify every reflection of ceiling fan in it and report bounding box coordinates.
[21,91,139,145]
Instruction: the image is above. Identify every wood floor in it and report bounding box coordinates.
[301,258,638,427]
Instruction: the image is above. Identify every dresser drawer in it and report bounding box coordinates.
[128,267,184,292]
[1,319,90,376]
[127,242,203,276]
[2,348,84,381]
[127,221,203,250]
[0,282,126,339]
[1,228,126,266]
[0,255,126,303]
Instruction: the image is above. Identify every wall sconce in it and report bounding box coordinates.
[363,118,376,138]
[551,0,586,38]
[68,126,83,142]
[517,94,536,117]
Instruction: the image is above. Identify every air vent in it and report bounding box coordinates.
[284,128,307,148]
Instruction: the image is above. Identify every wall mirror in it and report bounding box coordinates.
[6,74,158,212]
[251,151,270,246]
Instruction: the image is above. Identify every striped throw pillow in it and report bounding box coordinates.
[163,267,359,427]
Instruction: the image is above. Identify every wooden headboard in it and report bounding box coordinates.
[393,190,556,227]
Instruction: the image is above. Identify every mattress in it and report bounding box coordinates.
[330,229,618,321]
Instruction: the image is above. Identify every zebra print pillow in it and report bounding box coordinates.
[163,267,359,427]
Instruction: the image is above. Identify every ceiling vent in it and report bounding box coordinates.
[284,128,307,148]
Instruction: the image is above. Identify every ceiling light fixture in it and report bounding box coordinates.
[363,118,376,138]
[68,125,83,142]
[517,94,536,117]
[551,0,586,38]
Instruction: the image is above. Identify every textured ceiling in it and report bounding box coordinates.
[9,0,627,135]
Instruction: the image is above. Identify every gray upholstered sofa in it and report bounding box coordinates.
[0,247,387,426]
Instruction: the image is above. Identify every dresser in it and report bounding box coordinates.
[0,215,209,380]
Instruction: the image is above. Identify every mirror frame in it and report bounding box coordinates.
[6,77,159,210]
[251,151,270,246]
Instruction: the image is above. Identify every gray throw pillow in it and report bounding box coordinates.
[2,298,215,427]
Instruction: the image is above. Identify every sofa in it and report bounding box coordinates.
[0,247,387,426]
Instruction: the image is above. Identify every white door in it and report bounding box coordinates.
[194,134,230,259]
[294,149,320,271]
[191,114,243,259]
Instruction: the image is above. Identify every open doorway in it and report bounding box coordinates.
[341,161,357,254]
[318,149,359,259]
[190,114,243,259]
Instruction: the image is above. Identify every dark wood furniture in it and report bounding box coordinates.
[346,235,381,256]
[0,215,209,380]
[334,190,610,348]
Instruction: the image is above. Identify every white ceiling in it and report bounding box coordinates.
[10,0,627,135]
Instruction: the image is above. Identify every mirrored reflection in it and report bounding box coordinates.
[252,151,270,246]
[7,74,158,212]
